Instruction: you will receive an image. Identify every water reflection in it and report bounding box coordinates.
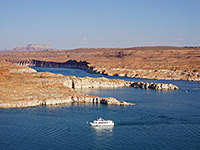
[91,126,114,148]
[92,126,114,136]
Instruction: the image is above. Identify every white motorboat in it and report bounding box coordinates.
[90,117,114,126]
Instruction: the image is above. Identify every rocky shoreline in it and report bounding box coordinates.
[99,68,200,81]
[0,96,134,108]
[10,59,200,81]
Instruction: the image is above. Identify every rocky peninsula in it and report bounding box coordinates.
[0,60,179,108]
[0,61,135,108]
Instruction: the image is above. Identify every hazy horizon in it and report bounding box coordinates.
[2,45,199,51]
[1,0,200,50]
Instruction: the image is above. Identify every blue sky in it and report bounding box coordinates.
[0,0,200,50]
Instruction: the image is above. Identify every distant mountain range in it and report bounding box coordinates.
[6,44,54,51]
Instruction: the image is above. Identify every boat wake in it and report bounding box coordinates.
[115,121,173,126]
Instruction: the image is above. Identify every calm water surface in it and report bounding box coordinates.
[0,67,200,150]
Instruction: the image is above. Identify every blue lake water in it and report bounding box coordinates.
[0,67,200,150]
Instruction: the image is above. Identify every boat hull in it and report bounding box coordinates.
[90,123,114,126]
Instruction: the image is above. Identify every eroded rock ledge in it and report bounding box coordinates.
[64,76,179,90]
[0,96,134,108]
[131,81,179,90]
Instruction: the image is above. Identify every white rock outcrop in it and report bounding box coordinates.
[64,77,179,90]
[131,82,179,90]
